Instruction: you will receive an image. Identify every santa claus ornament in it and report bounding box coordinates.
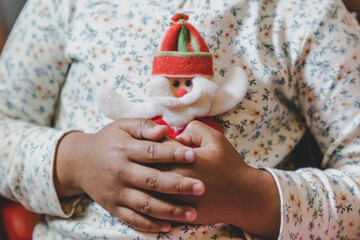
[96,13,248,140]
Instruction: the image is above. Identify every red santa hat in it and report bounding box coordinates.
[152,13,214,78]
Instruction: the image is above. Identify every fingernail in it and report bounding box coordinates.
[184,150,195,162]
[192,182,204,195]
[185,210,197,221]
[160,224,171,232]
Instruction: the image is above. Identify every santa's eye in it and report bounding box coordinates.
[173,81,180,87]
[185,80,192,87]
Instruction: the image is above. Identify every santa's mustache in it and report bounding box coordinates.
[147,76,218,108]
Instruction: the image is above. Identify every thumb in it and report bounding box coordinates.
[176,120,221,147]
[110,118,168,141]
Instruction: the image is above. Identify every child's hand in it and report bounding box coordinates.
[54,118,205,233]
[164,120,281,238]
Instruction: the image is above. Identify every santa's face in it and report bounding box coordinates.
[166,77,193,98]
[146,75,218,127]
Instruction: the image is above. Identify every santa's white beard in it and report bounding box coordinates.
[96,66,248,130]
[147,76,218,128]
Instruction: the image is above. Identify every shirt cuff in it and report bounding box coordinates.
[8,127,81,218]
[261,167,285,240]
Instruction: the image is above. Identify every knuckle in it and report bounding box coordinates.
[112,188,125,203]
[125,218,140,229]
[139,201,152,215]
[167,207,177,219]
[175,181,183,193]
[115,142,127,154]
[139,118,152,129]
[112,165,126,181]
[146,174,160,190]
[147,223,156,232]
[142,222,155,232]
[125,217,153,232]
[146,144,156,160]
[120,213,141,229]
[137,118,153,138]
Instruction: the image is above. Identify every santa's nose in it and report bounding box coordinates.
[177,88,188,98]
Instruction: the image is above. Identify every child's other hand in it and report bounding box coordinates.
[165,120,280,238]
[54,118,205,233]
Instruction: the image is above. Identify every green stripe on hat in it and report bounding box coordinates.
[190,35,200,52]
[178,24,189,52]
[154,51,213,57]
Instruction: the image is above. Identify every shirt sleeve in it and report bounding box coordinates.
[0,0,80,217]
[264,0,360,239]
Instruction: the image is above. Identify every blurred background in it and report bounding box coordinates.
[0,0,26,36]
[0,0,26,52]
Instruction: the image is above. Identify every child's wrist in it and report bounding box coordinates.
[228,167,280,238]
[54,131,87,198]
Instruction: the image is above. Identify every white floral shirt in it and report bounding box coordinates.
[1,0,360,239]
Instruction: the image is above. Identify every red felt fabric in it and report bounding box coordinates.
[152,116,223,146]
[171,13,189,22]
[159,23,182,51]
[159,23,210,53]
[184,23,210,52]
[187,39,194,52]
[152,55,214,77]
[154,15,214,77]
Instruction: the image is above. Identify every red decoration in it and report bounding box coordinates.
[152,116,223,147]
[152,14,214,78]
[184,23,211,52]
[0,199,38,240]
[158,23,210,53]
[171,13,189,22]
[158,23,182,51]
[152,55,214,77]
